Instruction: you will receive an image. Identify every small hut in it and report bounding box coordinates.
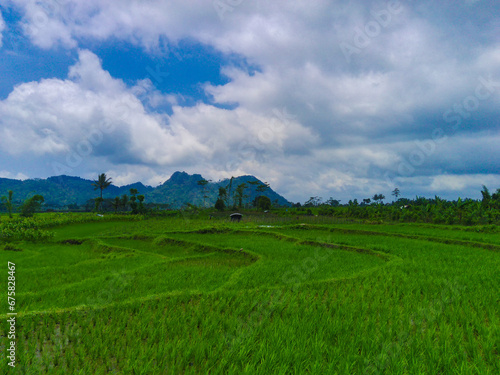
[230,213,243,222]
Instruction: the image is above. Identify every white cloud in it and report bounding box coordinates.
[428,174,500,193]
[2,0,500,201]
[0,9,5,47]
[0,49,317,189]
[18,0,76,49]
[0,50,207,165]
[0,171,29,180]
[8,1,500,133]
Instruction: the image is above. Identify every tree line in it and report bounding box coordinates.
[91,173,148,214]
[202,177,273,211]
[2,174,500,225]
[291,186,500,225]
[91,174,274,213]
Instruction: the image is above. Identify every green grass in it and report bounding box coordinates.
[0,216,498,374]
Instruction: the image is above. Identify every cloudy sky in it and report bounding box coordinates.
[0,0,499,203]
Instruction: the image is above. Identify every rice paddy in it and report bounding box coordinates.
[1,216,499,374]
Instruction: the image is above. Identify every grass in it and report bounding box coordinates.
[0,215,498,374]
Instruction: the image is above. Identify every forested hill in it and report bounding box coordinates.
[0,172,290,209]
[147,171,290,208]
[0,175,154,207]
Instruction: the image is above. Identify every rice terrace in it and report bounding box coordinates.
[2,1,500,373]
[1,207,499,374]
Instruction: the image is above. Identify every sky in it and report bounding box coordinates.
[0,0,499,203]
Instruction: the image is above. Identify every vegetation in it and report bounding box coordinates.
[197,179,210,207]
[0,172,289,211]
[255,195,272,210]
[0,174,499,372]
[290,187,500,226]
[235,182,248,208]
[91,173,112,211]
[1,190,14,218]
[19,195,45,218]
[0,214,498,374]
[91,173,112,200]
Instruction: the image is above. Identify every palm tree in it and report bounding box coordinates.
[197,179,209,207]
[391,188,401,200]
[235,183,248,208]
[480,185,491,208]
[92,173,112,211]
[225,177,234,207]
[92,173,112,200]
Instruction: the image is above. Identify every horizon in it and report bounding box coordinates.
[0,172,493,204]
[0,1,499,203]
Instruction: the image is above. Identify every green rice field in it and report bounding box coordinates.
[1,216,499,374]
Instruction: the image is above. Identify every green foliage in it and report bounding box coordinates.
[256,195,272,210]
[92,173,112,211]
[392,187,401,199]
[288,187,500,226]
[1,190,14,218]
[0,217,53,241]
[129,189,138,214]
[3,243,22,251]
[215,198,226,211]
[197,179,210,207]
[93,197,103,212]
[20,194,45,217]
[120,194,129,211]
[92,173,112,198]
[1,216,498,374]
[225,176,234,207]
[0,212,143,242]
[304,196,322,207]
[235,182,248,208]
[0,173,289,210]
[112,197,121,213]
[481,185,491,204]
[137,194,145,213]
[218,186,227,202]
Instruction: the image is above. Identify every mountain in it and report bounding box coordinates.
[147,171,290,208]
[147,172,208,208]
[0,172,290,209]
[217,175,290,208]
[0,175,154,207]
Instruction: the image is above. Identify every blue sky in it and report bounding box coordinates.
[0,0,499,203]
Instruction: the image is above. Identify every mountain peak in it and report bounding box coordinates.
[165,171,204,185]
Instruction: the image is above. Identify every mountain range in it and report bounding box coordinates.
[0,172,290,209]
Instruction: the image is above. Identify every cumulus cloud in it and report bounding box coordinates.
[0,50,207,164]
[2,0,500,201]
[0,49,317,190]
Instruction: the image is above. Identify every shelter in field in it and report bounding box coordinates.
[230,213,243,222]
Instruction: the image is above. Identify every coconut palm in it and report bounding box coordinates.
[92,173,112,199]
[92,173,112,211]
